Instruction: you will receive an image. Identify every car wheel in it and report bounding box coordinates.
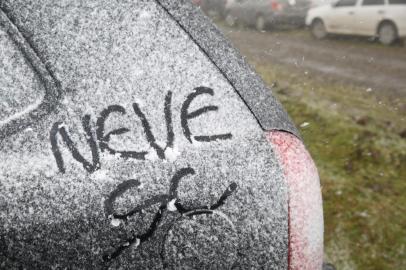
[311,19,327,40]
[225,13,237,27]
[378,22,398,46]
[255,15,266,32]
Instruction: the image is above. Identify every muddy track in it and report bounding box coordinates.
[221,26,406,100]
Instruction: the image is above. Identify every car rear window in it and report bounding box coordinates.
[362,0,384,5]
[388,0,406,3]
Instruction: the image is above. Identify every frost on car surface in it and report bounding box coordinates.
[0,0,321,269]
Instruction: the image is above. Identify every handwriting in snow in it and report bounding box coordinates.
[49,87,233,173]
[103,167,238,262]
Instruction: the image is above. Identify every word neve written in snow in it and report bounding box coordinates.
[50,87,233,173]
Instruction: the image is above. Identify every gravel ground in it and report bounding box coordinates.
[221,26,406,100]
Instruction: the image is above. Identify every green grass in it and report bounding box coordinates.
[254,63,406,269]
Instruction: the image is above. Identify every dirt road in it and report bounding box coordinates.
[221,26,406,99]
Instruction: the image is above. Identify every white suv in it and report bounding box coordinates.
[306,0,406,45]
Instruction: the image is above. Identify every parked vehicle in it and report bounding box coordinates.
[192,0,228,18]
[224,0,311,31]
[306,0,406,45]
[1,1,324,269]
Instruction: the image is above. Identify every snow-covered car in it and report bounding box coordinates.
[306,0,406,45]
[1,1,323,269]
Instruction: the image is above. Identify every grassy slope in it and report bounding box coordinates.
[254,64,406,269]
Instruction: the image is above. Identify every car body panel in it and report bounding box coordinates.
[385,1,406,37]
[354,0,387,36]
[326,4,358,34]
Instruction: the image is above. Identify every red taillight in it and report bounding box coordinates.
[268,131,324,270]
[270,0,283,11]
